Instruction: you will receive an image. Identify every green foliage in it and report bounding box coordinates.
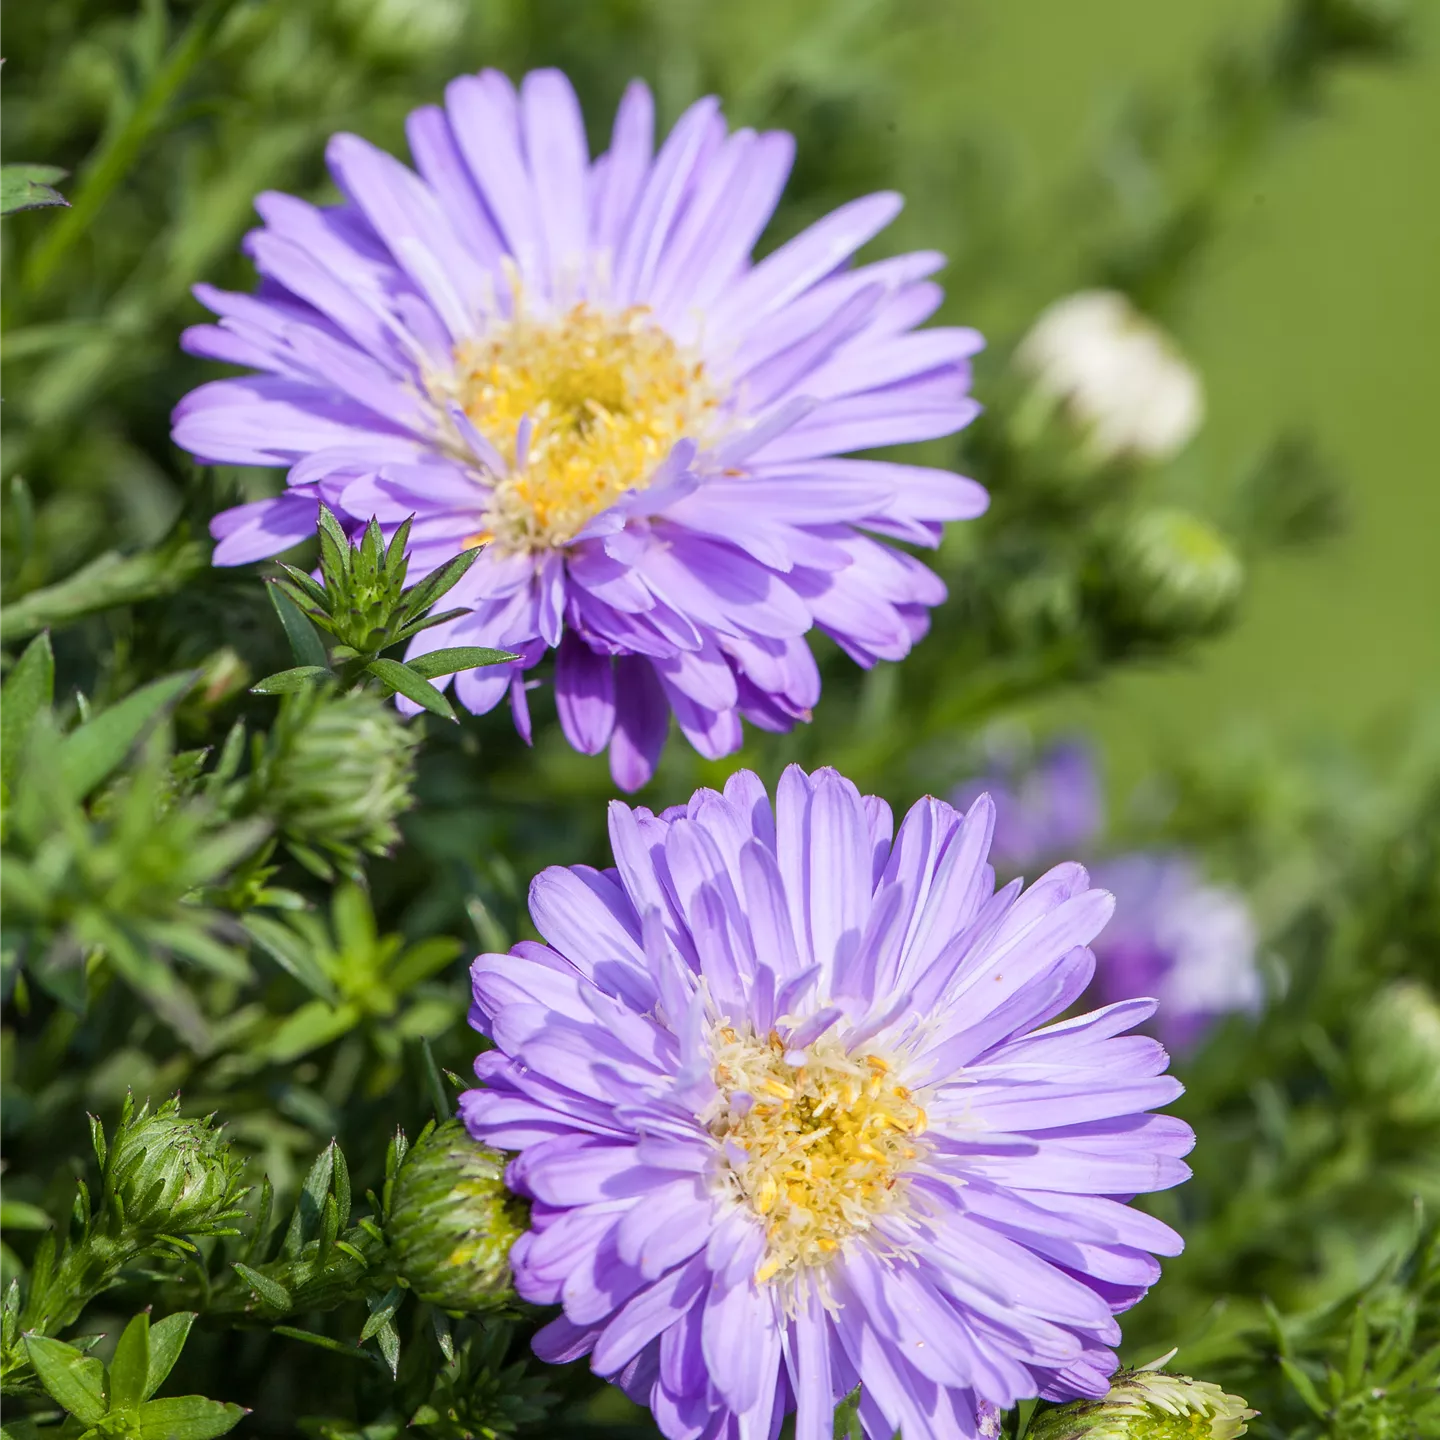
[16,1311,245,1440]
[254,509,517,722]
[0,167,69,217]
[2,0,1434,1437]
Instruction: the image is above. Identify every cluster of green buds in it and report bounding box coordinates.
[1028,1366,1257,1439]
[1355,980,1440,1126]
[253,684,420,879]
[385,1120,525,1314]
[1094,508,1245,643]
[99,1096,249,1244]
[254,505,515,722]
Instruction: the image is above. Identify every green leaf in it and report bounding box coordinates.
[398,545,482,620]
[263,998,360,1065]
[272,1325,380,1363]
[22,1333,108,1424]
[284,1143,336,1257]
[1,633,54,803]
[267,584,329,668]
[0,536,209,643]
[110,1310,153,1409]
[0,1200,52,1231]
[404,646,521,678]
[241,914,338,1003]
[365,658,457,722]
[0,164,69,215]
[249,665,331,695]
[315,505,353,591]
[58,671,196,800]
[231,1261,292,1312]
[272,563,329,611]
[833,1384,863,1440]
[142,921,251,982]
[1279,1357,1328,1418]
[136,1396,247,1440]
[145,1312,197,1400]
[359,1284,404,1343]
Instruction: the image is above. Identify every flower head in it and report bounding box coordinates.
[385,1119,526,1311]
[461,766,1193,1439]
[1090,855,1261,1053]
[954,741,1261,1051]
[1016,291,1203,464]
[176,69,988,789]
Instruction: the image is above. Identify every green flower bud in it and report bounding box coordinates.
[264,686,418,876]
[1355,980,1440,1125]
[386,1121,526,1312]
[1102,508,1244,640]
[104,1096,246,1238]
[1028,1369,1257,1440]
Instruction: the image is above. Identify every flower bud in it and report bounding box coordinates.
[1015,291,1204,466]
[1101,508,1244,640]
[104,1097,246,1238]
[264,687,418,874]
[386,1121,525,1312]
[1355,980,1440,1125]
[1027,1368,1257,1439]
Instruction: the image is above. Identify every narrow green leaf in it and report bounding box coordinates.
[1,165,69,215]
[1279,1357,1328,1418]
[315,505,352,588]
[110,1310,153,1409]
[249,665,331,695]
[142,921,251,982]
[374,1314,401,1378]
[241,914,338,1003]
[333,1145,352,1231]
[231,1261,292,1312]
[365,658,457,721]
[273,1325,380,1363]
[136,1396,247,1440]
[267,584,329,669]
[398,545,482,619]
[359,1284,404,1343]
[419,1038,450,1123]
[383,515,414,585]
[405,646,521,678]
[283,1143,335,1258]
[391,606,471,644]
[22,1334,108,1424]
[58,672,196,799]
[272,563,329,610]
[1,632,54,803]
[145,1312,197,1399]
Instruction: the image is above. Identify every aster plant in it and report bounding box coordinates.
[175,68,988,788]
[461,765,1194,1439]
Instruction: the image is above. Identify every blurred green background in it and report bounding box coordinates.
[986,0,1440,776]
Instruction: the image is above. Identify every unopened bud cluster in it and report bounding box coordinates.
[1101,508,1245,640]
[1028,1368,1256,1439]
[1355,980,1440,1125]
[261,685,419,874]
[102,1096,247,1240]
[385,1120,525,1312]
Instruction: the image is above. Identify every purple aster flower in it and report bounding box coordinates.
[175,69,988,790]
[1088,855,1261,1052]
[461,765,1192,1440]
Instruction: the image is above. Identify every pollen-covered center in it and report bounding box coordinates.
[452,303,719,552]
[708,1026,928,1284]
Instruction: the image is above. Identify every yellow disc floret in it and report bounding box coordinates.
[450,303,718,552]
[707,1026,929,1285]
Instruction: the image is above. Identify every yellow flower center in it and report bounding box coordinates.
[708,1026,928,1285]
[451,303,719,552]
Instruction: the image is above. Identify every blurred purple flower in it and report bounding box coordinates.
[462,765,1192,1440]
[954,739,1261,1048]
[175,68,987,789]
[1089,855,1261,1052]
[953,739,1104,871]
